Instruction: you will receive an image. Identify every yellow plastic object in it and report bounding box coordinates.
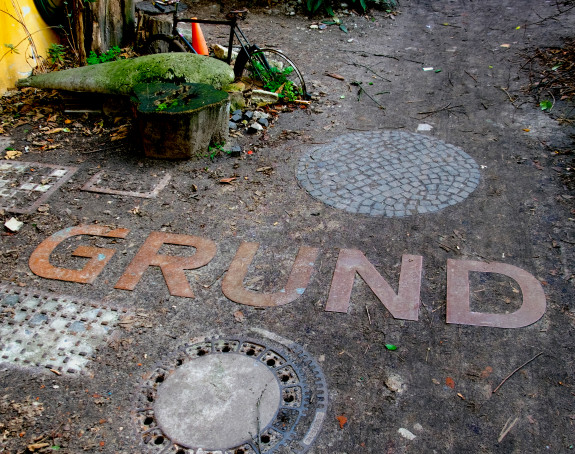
[0,0,59,94]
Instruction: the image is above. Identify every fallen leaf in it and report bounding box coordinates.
[4,150,22,159]
[457,393,465,400]
[446,377,455,389]
[500,43,511,48]
[256,166,273,172]
[325,72,345,81]
[336,415,348,429]
[27,443,50,451]
[480,366,493,379]
[522,128,531,132]
[385,344,398,351]
[233,310,245,323]
[432,378,440,385]
[45,127,70,134]
[219,177,237,184]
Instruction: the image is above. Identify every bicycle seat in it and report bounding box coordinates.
[226,9,248,20]
[136,0,186,14]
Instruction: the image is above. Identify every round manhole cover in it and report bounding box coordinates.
[297,130,480,217]
[133,333,328,453]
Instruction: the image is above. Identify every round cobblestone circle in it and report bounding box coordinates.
[296,131,480,217]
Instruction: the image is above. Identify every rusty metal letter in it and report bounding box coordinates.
[221,242,319,307]
[29,225,130,284]
[446,259,546,328]
[114,232,217,298]
[325,250,422,319]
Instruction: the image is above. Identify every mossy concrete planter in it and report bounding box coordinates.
[133,82,229,160]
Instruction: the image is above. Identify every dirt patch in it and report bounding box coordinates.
[1,1,575,453]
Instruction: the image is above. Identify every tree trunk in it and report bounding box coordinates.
[73,0,86,65]
[84,0,135,53]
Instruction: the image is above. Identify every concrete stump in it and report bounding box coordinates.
[132,82,229,160]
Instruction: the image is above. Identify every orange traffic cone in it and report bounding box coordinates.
[191,18,209,56]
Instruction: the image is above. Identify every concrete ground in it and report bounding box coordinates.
[1,0,574,453]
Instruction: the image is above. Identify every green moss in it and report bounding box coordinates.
[133,83,229,114]
[18,54,234,94]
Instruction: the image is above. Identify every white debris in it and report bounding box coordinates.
[384,373,406,394]
[398,428,416,440]
[417,123,433,132]
[4,217,23,232]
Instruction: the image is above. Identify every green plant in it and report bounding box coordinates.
[207,142,227,160]
[306,0,396,14]
[47,43,66,65]
[156,99,179,111]
[87,46,125,65]
[252,61,301,102]
[3,43,19,55]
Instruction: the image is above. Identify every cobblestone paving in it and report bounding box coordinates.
[296,131,481,217]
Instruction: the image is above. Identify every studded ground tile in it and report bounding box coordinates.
[81,168,172,199]
[0,284,125,374]
[0,161,78,213]
[296,131,481,217]
[133,332,328,453]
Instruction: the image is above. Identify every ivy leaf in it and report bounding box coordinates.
[326,6,335,16]
[322,20,337,25]
[339,24,349,33]
[540,100,552,111]
[385,344,398,351]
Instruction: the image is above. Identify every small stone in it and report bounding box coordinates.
[232,109,243,116]
[319,24,327,30]
[231,113,242,122]
[251,90,279,107]
[257,118,269,127]
[229,145,242,157]
[253,111,270,120]
[244,111,254,120]
[229,121,238,130]
[310,24,319,29]
[4,217,23,232]
[248,122,264,133]
[213,44,227,60]
[347,38,354,43]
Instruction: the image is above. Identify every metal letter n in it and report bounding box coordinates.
[325,249,422,320]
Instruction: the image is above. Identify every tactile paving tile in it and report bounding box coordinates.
[0,284,126,374]
[297,131,480,217]
[0,161,78,213]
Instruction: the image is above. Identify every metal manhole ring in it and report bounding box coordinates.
[133,334,328,453]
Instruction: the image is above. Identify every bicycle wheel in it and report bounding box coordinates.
[144,34,187,54]
[237,48,308,101]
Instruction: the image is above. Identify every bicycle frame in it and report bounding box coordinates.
[167,3,254,66]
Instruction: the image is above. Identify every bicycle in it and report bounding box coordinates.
[137,0,309,101]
